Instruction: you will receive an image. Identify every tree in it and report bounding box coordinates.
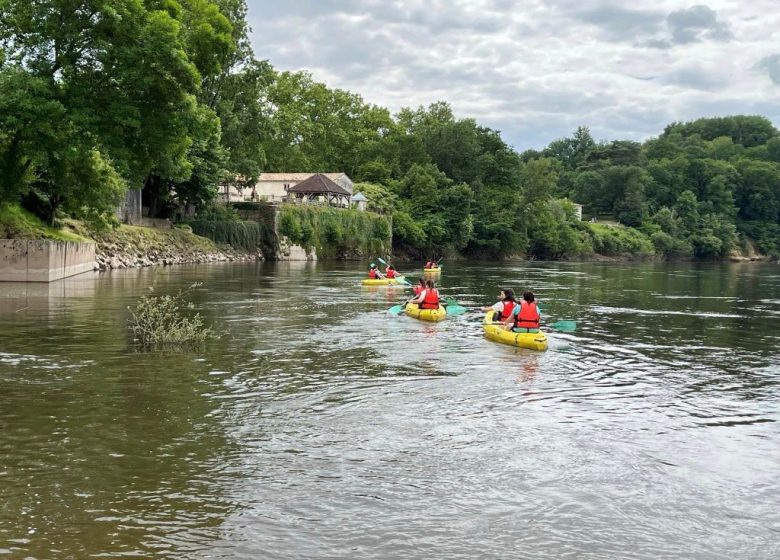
[543,126,595,170]
[734,159,780,222]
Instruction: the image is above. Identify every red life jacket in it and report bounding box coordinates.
[386,269,396,278]
[500,300,515,320]
[413,285,423,296]
[515,301,540,329]
[368,269,379,279]
[420,288,440,309]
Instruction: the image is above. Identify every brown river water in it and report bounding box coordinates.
[0,260,778,559]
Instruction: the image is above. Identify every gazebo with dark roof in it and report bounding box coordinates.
[286,173,351,207]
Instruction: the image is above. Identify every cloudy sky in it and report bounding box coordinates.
[246,0,780,150]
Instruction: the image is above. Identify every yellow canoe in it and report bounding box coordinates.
[483,312,548,351]
[361,276,406,286]
[404,302,447,322]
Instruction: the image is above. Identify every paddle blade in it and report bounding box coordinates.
[387,305,404,315]
[446,304,468,316]
[549,320,576,332]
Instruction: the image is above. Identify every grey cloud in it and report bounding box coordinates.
[662,66,729,91]
[642,38,672,49]
[667,5,733,44]
[757,54,780,84]
[246,1,779,150]
[575,6,665,41]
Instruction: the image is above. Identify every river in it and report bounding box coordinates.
[1,260,778,559]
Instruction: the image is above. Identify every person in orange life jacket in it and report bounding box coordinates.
[482,288,516,322]
[504,290,541,332]
[410,279,440,309]
[385,265,397,279]
[367,263,384,279]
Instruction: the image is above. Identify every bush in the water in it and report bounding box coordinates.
[128,284,215,350]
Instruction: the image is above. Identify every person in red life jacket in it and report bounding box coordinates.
[410,279,440,309]
[504,290,541,332]
[424,260,432,269]
[385,265,397,279]
[412,277,425,296]
[367,263,384,279]
[482,288,516,322]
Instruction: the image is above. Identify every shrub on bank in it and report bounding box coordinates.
[585,223,655,257]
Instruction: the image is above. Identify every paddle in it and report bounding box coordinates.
[443,297,468,316]
[548,320,577,332]
[387,304,404,315]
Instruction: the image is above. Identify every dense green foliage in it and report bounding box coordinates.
[532,117,780,258]
[1,2,777,260]
[278,204,391,258]
[189,219,264,252]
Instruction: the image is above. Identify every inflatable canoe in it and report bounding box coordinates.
[423,267,442,273]
[483,312,548,351]
[404,302,447,322]
[361,276,407,286]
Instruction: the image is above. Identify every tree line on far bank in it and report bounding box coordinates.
[1,1,778,259]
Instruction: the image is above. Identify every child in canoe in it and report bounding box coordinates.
[367,263,384,279]
[409,279,440,309]
[482,288,517,323]
[504,290,541,333]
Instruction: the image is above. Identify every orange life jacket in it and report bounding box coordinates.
[386,268,396,278]
[515,301,540,329]
[420,288,440,309]
[368,269,379,279]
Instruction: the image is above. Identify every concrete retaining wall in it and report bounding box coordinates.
[0,240,96,282]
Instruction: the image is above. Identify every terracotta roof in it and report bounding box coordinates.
[258,172,344,182]
[287,174,351,196]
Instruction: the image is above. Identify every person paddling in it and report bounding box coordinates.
[385,265,398,279]
[367,263,384,279]
[412,277,425,297]
[483,288,516,323]
[504,290,541,333]
[410,279,440,309]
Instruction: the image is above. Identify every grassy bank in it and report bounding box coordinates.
[0,204,87,241]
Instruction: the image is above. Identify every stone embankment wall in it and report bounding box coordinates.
[0,240,96,282]
[233,202,317,261]
[93,226,261,271]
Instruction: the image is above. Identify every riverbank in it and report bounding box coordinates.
[0,204,261,271]
[91,224,261,270]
